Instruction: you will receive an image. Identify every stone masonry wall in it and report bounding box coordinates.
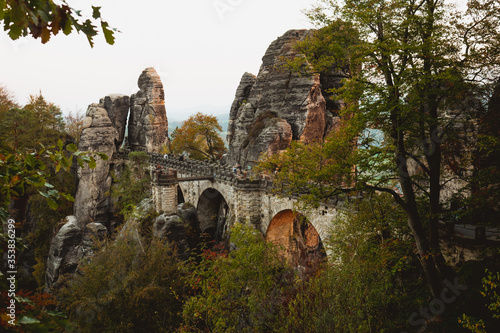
[152,184,178,214]
[147,153,340,243]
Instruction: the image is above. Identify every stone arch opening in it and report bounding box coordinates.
[177,185,185,205]
[197,188,229,244]
[265,210,326,268]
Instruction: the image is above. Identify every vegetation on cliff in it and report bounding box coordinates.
[261,0,500,300]
[1,0,500,332]
[111,151,151,221]
[0,87,105,330]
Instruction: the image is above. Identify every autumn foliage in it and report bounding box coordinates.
[171,112,226,161]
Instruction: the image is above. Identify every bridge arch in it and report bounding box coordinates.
[265,209,326,267]
[177,185,185,204]
[197,188,230,243]
[146,153,338,254]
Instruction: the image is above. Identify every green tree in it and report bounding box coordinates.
[0,86,21,151]
[276,194,426,332]
[111,151,151,221]
[0,93,88,224]
[0,85,18,115]
[0,141,89,221]
[0,141,103,298]
[0,0,116,46]
[0,93,65,152]
[171,112,226,161]
[0,93,102,291]
[261,0,500,298]
[24,94,64,139]
[64,109,85,145]
[58,232,188,332]
[181,223,290,332]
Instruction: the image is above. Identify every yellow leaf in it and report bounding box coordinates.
[41,27,51,44]
[11,175,20,184]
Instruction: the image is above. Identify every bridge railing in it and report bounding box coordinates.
[148,152,268,186]
[117,150,343,207]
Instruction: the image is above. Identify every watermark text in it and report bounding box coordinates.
[213,0,245,21]
[5,218,17,326]
[402,277,467,332]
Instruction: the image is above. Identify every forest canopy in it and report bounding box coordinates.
[260,0,500,299]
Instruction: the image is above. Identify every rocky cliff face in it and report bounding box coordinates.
[45,217,108,290]
[129,67,169,152]
[73,103,118,229]
[226,29,346,167]
[226,72,257,146]
[60,67,170,231]
[46,68,170,290]
[100,94,130,151]
[46,102,119,289]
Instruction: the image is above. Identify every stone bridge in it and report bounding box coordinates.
[137,152,348,261]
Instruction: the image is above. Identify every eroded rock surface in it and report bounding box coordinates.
[226,29,346,167]
[226,72,257,146]
[45,217,109,290]
[129,67,169,152]
[45,216,82,290]
[100,94,130,150]
[73,104,117,229]
[82,222,108,253]
[153,204,201,257]
[46,68,172,291]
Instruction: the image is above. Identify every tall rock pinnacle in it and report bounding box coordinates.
[225,30,346,168]
[129,67,169,152]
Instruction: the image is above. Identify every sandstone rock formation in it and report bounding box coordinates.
[82,222,108,253]
[45,216,81,290]
[100,94,130,150]
[265,211,325,268]
[226,72,257,146]
[226,29,346,167]
[129,67,169,152]
[45,217,108,290]
[153,204,202,258]
[46,68,172,291]
[73,104,118,229]
[70,68,170,230]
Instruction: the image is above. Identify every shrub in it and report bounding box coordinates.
[181,223,292,332]
[274,194,426,332]
[111,151,151,221]
[58,233,188,332]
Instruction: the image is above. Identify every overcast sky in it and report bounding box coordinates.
[0,0,316,120]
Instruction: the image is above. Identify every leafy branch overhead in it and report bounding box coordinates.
[0,140,106,220]
[0,0,116,46]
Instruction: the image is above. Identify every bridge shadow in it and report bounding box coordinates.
[197,188,229,245]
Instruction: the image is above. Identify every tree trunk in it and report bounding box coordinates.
[398,153,443,298]
[427,123,453,278]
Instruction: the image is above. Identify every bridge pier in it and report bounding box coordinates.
[152,169,178,214]
[233,179,262,227]
[146,153,339,250]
